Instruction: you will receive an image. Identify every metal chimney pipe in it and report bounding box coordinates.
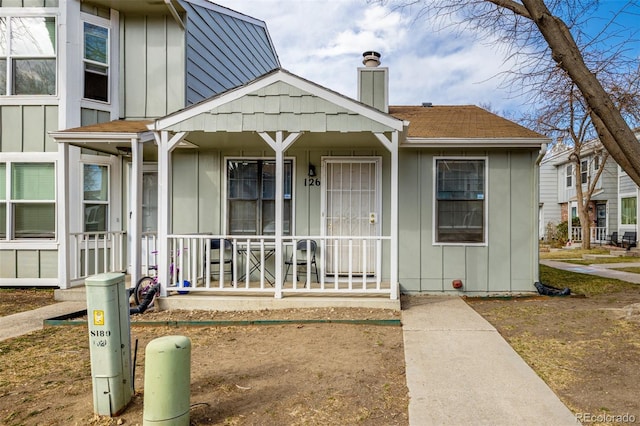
[362,51,381,67]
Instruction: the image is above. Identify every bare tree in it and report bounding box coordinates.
[384,0,640,184]
[523,61,640,247]
[532,87,609,249]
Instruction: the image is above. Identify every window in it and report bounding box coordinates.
[594,156,600,171]
[621,197,637,225]
[83,22,109,102]
[566,164,573,187]
[227,159,292,235]
[580,160,588,184]
[0,162,55,239]
[83,164,109,232]
[0,16,56,96]
[435,159,485,243]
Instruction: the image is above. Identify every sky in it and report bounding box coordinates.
[213,0,640,117]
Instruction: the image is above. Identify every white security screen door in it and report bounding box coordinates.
[127,165,158,273]
[323,158,381,275]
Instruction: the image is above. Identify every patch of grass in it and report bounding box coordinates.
[539,248,611,260]
[539,264,637,296]
[561,256,640,265]
[612,266,640,274]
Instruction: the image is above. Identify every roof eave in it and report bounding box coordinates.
[49,131,156,143]
[401,137,550,148]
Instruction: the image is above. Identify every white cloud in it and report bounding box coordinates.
[212,0,530,113]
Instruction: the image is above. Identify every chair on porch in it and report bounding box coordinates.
[284,239,319,286]
[204,239,234,282]
[608,231,619,247]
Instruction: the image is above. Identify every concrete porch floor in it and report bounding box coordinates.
[54,285,401,311]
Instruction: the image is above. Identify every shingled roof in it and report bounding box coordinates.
[60,120,153,133]
[389,105,545,140]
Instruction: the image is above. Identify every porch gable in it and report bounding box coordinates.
[150,70,406,135]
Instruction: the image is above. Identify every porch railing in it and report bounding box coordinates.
[163,234,393,297]
[69,231,126,282]
[569,226,609,244]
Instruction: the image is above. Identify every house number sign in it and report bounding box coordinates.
[304,178,320,187]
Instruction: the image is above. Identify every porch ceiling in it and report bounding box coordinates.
[181,130,389,150]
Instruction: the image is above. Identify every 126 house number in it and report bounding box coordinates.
[304,178,320,186]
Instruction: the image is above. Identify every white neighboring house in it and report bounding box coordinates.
[539,131,640,245]
[617,130,640,243]
[0,0,280,287]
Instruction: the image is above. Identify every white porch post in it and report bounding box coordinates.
[155,131,186,297]
[390,131,399,300]
[375,131,400,300]
[129,138,143,289]
[275,139,284,298]
[57,143,70,289]
[258,131,301,298]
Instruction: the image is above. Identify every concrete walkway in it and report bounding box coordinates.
[540,259,640,284]
[0,301,85,341]
[402,297,578,426]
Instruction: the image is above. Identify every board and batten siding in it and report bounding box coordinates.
[120,14,185,119]
[0,105,59,280]
[0,250,58,279]
[0,105,59,152]
[182,1,279,106]
[170,82,394,134]
[398,149,539,294]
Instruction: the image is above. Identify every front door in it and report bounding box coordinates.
[322,157,381,275]
[127,164,158,273]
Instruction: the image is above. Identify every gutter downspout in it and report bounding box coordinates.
[165,0,185,30]
[534,142,548,287]
[536,143,548,166]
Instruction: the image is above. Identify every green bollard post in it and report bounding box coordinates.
[143,335,191,425]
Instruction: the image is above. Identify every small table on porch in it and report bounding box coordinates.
[237,242,276,286]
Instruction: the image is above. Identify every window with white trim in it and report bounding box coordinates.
[83,164,109,232]
[580,160,588,184]
[83,21,109,102]
[0,16,56,96]
[435,159,485,243]
[566,164,573,187]
[0,162,56,239]
[621,197,637,225]
[227,159,292,235]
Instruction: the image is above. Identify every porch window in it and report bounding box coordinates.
[227,159,292,235]
[0,163,55,239]
[621,197,637,225]
[0,16,57,96]
[566,164,573,187]
[435,159,485,243]
[83,22,109,102]
[83,164,109,232]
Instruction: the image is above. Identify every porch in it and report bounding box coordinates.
[65,231,399,307]
[569,226,610,244]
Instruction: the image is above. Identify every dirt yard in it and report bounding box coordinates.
[467,289,640,423]
[2,267,640,425]
[0,293,407,426]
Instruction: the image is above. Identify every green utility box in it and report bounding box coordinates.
[86,272,132,416]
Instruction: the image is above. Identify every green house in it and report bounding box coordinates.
[51,54,548,306]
